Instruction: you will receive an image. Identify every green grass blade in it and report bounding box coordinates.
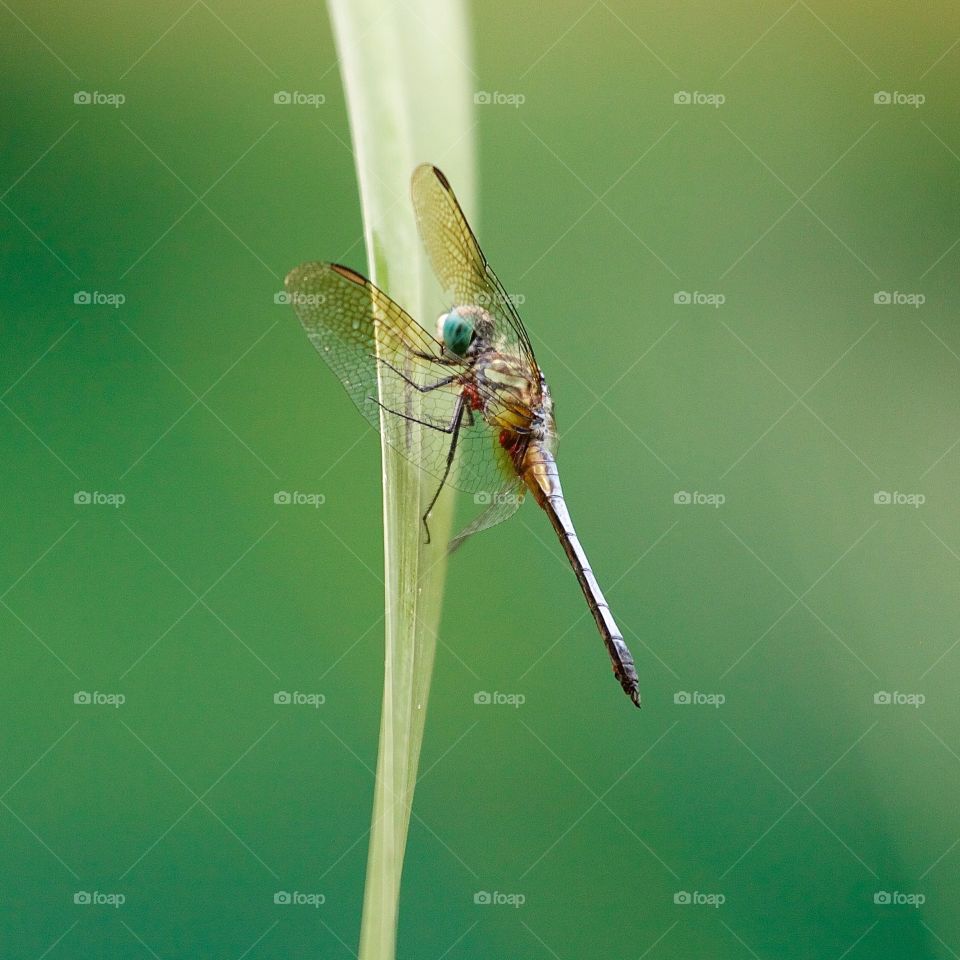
[325,2,475,957]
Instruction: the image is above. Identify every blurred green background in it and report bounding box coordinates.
[3,1,960,957]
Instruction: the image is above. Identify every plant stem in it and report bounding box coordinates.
[326,2,475,956]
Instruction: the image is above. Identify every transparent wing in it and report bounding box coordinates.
[448,476,526,554]
[411,164,540,374]
[285,261,515,497]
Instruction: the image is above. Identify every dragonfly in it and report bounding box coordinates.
[286,164,640,708]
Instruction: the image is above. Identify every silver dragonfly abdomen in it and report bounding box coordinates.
[520,442,641,707]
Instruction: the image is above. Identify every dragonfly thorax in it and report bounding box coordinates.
[473,352,556,453]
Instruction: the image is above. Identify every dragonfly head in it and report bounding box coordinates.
[437,306,493,357]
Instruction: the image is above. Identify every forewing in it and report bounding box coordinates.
[286,260,514,496]
[411,164,539,371]
[286,261,448,426]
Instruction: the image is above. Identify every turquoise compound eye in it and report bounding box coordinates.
[441,310,475,356]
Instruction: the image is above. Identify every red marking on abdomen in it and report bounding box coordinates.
[499,429,526,470]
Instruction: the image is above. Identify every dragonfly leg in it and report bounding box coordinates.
[412,349,460,365]
[421,395,466,545]
[368,397,460,433]
[374,355,458,393]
